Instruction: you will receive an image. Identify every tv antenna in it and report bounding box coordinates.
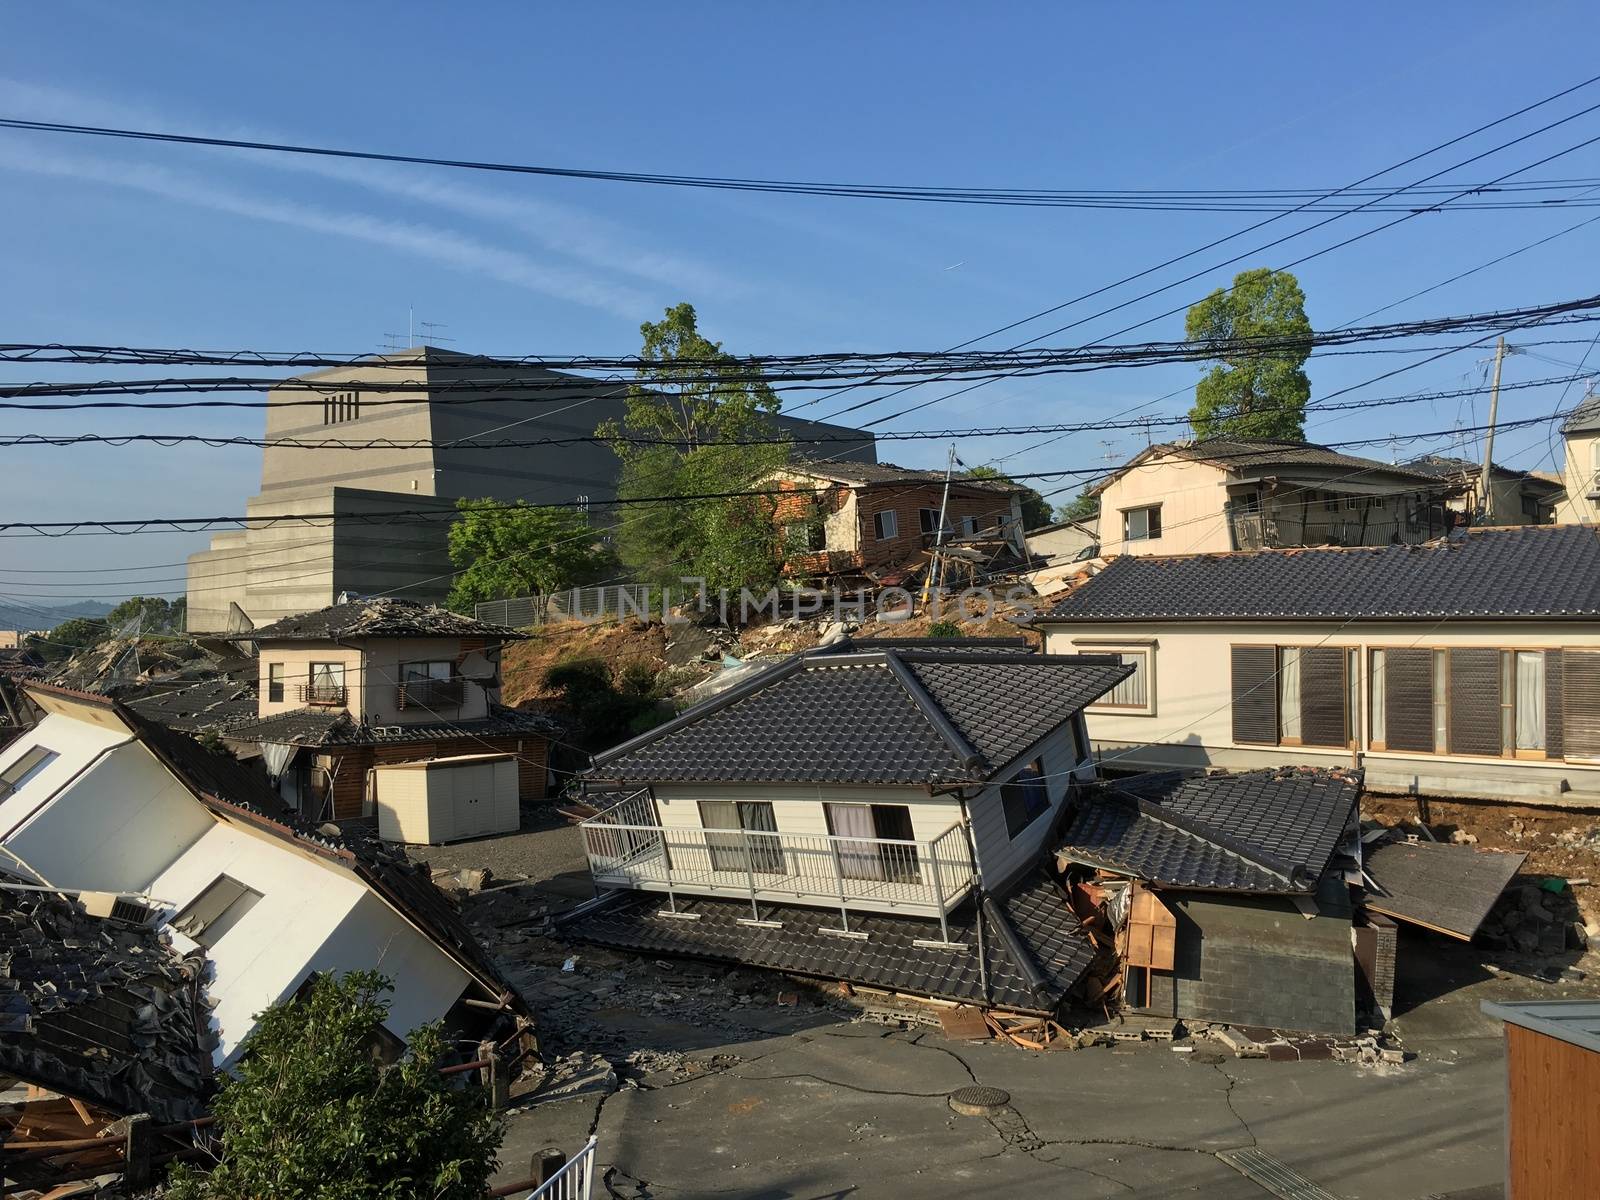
[418,320,454,347]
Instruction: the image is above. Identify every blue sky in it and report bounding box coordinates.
[3,2,1600,603]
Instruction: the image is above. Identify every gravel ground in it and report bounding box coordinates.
[401,803,596,906]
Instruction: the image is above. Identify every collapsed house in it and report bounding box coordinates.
[0,683,534,1167]
[561,642,1133,1014]
[1056,768,1366,1034]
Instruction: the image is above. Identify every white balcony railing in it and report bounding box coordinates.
[580,789,976,944]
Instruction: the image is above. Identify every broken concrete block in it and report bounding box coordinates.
[1380,1048,1406,1065]
[1213,1027,1261,1056]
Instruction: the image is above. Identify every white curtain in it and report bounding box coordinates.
[1279,648,1302,740]
[826,803,884,881]
[1517,651,1546,750]
[259,741,296,780]
[1369,651,1386,745]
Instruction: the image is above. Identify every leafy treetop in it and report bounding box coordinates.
[1185,267,1312,441]
[445,499,613,616]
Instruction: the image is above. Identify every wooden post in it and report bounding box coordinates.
[123,1113,154,1189]
[537,1147,569,1184]
[478,1041,509,1110]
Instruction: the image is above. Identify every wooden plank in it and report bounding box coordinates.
[1507,1024,1600,1198]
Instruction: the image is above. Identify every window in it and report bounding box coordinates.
[307,662,346,705]
[1091,648,1150,711]
[919,508,945,535]
[783,522,825,552]
[267,662,284,704]
[1001,758,1051,838]
[1347,497,1362,511]
[172,875,262,947]
[0,745,57,799]
[1278,647,1303,743]
[1371,497,1386,510]
[960,515,977,537]
[873,510,898,540]
[1515,651,1546,752]
[1122,505,1162,542]
[322,390,360,425]
[698,800,782,874]
[825,803,918,882]
[402,660,452,683]
[1231,644,1351,748]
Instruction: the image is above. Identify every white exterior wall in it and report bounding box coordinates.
[257,637,493,724]
[374,754,517,844]
[966,717,1093,892]
[1044,620,1600,805]
[149,820,471,1064]
[1555,429,1600,525]
[1097,458,1232,557]
[649,783,961,844]
[1,723,214,892]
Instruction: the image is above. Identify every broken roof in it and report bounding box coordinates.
[1090,437,1451,495]
[123,676,261,734]
[562,870,1096,1015]
[783,459,1024,491]
[238,597,529,644]
[1057,768,1362,894]
[589,648,1130,786]
[0,888,211,1124]
[1036,525,1600,623]
[1363,838,1528,940]
[1403,454,1566,491]
[1562,392,1600,435]
[219,702,560,748]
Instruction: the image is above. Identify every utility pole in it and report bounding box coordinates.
[922,444,957,609]
[1478,337,1507,524]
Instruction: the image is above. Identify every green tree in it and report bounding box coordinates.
[542,655,665,745]
[104,595,185,635]
[599,303,790,594]
[445,500,613,617]
[963,466,1053,529]
[1185,267,1312,441]
[1054,488,1099,525]
[27,615,107,662]
[166,972,501,1200]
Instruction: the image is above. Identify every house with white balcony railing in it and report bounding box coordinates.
[562,638,1133,1014]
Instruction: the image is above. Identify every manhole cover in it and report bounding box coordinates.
[948,1085,1010,1116]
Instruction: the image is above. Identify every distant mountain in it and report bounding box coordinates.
[0,599,115,634]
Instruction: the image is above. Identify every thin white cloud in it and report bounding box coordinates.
[0,76,745,300]
[0,143,654,317]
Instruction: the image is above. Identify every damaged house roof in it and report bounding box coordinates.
[1057,768,1363,894]
[1036,524,1600,623]
[236,597,530,643]
[588,648,1131,786]
[1089,437,1454,496]
[564,869,1098,1015]
[122,675,260,734]
[218,702,560,748]
[782,459,1025,491]
[0,888,211,1124]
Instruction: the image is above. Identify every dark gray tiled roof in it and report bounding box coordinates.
[820,636,1035,655]
[590,649,1130,785]
[562,870,1096,1014]
[1151,438,1448,483]
[221,703,558,748]
[124,676,260,733]
[239,598,528,643]
[1038,525,1600,622]
[1057,768,1362,894]
[0,889,211,1123]
[788,459,1023,491]
[1563,392,1600,435]
[1403,454,1562,488]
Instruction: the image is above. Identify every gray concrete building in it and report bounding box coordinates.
[186,348,876,631]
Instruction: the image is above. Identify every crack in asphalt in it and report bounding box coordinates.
[731,1071,956,1098]
[904,1030,981,1084]
[1209,1060,1259,1147]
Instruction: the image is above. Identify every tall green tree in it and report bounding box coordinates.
[446,499,613,617]
[1185,267,1313,441]
[1054,488,1099,525]
[599,303,791,594]
[166,972,502,1200]
[963,466,1053,529]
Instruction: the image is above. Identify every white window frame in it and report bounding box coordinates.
[1121,505,1162,543]
[1074,640,1157,716]
[873,509,898,540]
[918,507,944,535]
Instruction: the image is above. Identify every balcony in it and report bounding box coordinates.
[396,676,467,711]
[1587,471,1600,502]
[297,683,347,707]
[580,790,977,942]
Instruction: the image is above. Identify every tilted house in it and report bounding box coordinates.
[1034,524,1600,805]
[563,642,1132,1014]
[0,684,532,1075]
[1405,454,1564,526]
[767,460,1028,582]
[1555,392,1600,526]
[1090,438,1462,557]
[1057,768,1364,1034]
[218,598,555,822]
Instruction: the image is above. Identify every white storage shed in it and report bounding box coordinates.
[372,753,519,844]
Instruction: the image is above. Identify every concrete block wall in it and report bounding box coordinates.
[1152,879,1356,1035]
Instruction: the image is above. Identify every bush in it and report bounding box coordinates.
[926,620,964,638]
[166,972,501,1200]
[543,655,664,747]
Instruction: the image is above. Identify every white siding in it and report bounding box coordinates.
[649,783,963,843]
[374,755,518,844]
[966,719,1089,892]
[3,729,214,893]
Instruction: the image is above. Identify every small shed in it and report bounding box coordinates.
[372,753,519,845]
[1481,999,1600,1199]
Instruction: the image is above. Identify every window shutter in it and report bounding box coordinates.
[1383,648,1434,752]
[1546,650,1564,760]
[1563,650,1600,761]
[1300,647,1348,747]
[1231,646,1279,745]
[1447,648,1502,756]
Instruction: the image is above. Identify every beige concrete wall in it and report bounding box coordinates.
[259,644,362,718]
[361,637,492,724]
[186,532,253,634]
[1097,457,1231,556]
[1043,619,1600,804]
[1026,523,1096,561]
[1555,431,1600,526]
